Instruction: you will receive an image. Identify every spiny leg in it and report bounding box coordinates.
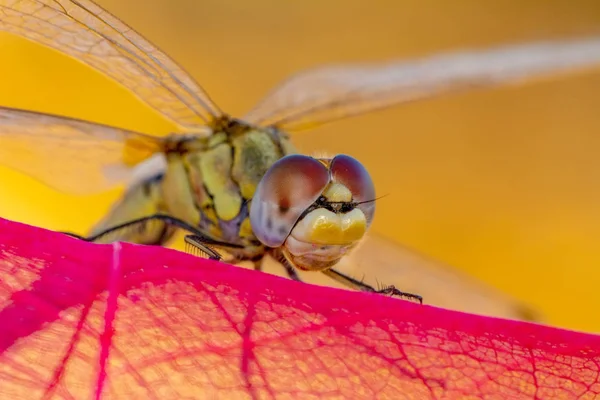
[280,260,301,281]
[60,214,174,248]
[215,254,264,271]
[183,229,253,261]
[269,249,302,281]
[187,236,273,281]
[213,246,301,281]
[62,214,240,261]
[321,268,423,304]
[184,235,223,261]
[185,235,265,264]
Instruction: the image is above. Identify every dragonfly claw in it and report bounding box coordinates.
[375,285,423,304]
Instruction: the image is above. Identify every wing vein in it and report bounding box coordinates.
[0,105,168,195]
[71,0,222,121]
[244,37,600,130]
[0,0,222,129]
[60,5,209,124]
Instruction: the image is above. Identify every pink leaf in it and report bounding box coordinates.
[0,217,599,399]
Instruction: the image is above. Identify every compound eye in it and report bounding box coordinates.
[250,154,330,248]
[330,154,376,226]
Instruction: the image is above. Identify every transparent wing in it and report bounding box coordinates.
[244,37,600,131]
[0,106,165,195]
[0,0,222,130]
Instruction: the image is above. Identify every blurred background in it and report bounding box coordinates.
[0,0,599,332]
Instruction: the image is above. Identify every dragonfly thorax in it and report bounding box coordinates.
[159,121,298,254]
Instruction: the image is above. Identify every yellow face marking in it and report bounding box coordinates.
[339,209,368,243]
[322,182,352,203]
[293,208,367,245]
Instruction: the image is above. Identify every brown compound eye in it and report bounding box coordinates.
[330,154,376,227]
[250,154,330,248]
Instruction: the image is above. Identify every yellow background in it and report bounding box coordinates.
[0,0,600,332]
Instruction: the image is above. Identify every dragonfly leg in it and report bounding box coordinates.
[321,268,423,304]
[219,256,244,264]
[183,235,223,260]
[281,261,301,281]
[268,249,302,281]
[251,256,265,272]
[62,213,240,261]
[216,254,264,271]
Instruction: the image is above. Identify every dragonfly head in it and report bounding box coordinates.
[249,154,376,271]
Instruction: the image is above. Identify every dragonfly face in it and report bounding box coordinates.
[251,154,375,271]
[0,0,600,302]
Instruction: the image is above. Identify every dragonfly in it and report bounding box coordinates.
[1,1,600,306]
